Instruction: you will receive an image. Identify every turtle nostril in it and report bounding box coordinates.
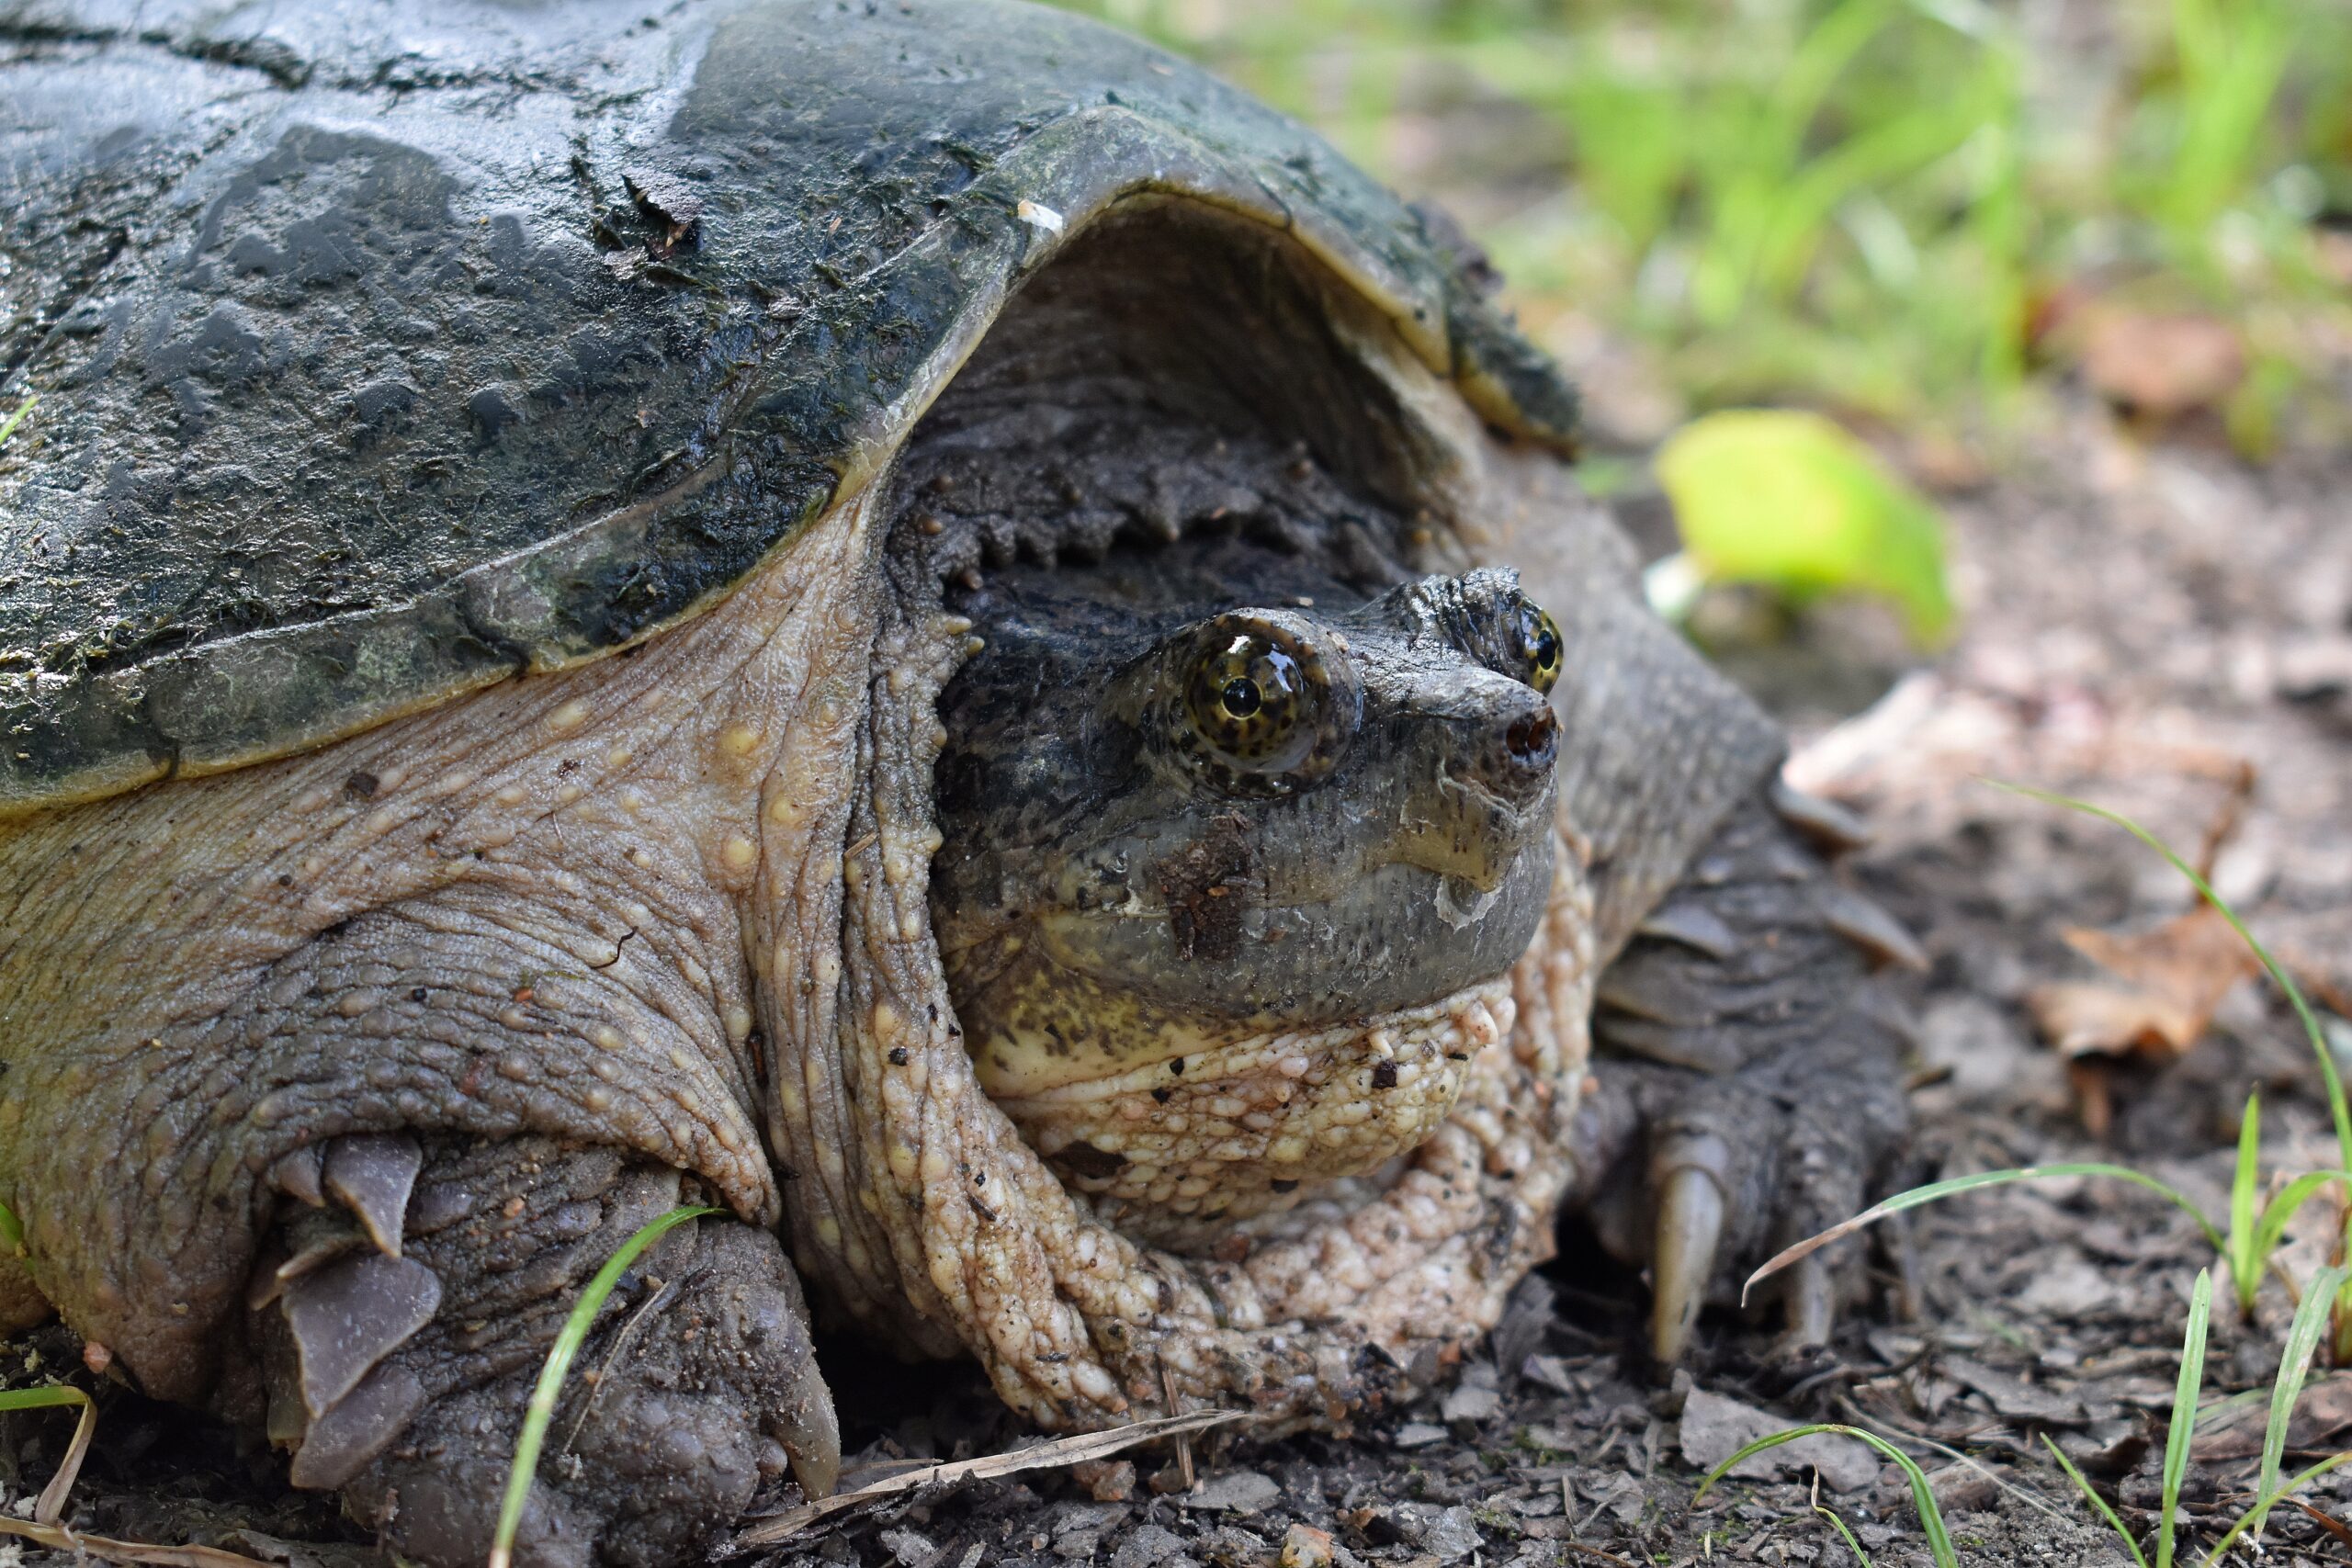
[1504,707,1558,772]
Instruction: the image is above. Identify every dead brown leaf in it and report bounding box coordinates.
[2071,306,2247,418]
[2028,903,2261,1061]
[2193,1371,2352,1461]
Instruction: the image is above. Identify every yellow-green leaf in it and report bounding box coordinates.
[1656,408,1953,645]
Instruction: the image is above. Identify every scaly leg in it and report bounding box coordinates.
[1571,784,1917,1360]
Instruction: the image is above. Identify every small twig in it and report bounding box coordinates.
[560,1274,679,1459]
[0,1517,274,1568]
[2192,761,2257,886]
[2288,1496,2352,1550]
[1158,1356,1196,1492]
[729,1408,1252,1545]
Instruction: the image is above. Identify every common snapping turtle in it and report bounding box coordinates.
[0,1,1916,1562]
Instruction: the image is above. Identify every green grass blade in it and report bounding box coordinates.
[0,1384,96,1524]
[1991,781,2352,1357]
[1694,1424,1958,1568]
[2229,1092,2262,1314]
[2252,1172,2352,1275]
[1815,1503,1877,1566]
[489,1204,721,1568]
[2157,1269,2215,1568]
[2040,1433,2152,1568]
[0,1387,85,1412]
[2252,1262,2349,1544]
[2197,1450,2352,1567]
[1746,1164,2223,1303]
[0,1198,24,1258]
[0,393,33,448]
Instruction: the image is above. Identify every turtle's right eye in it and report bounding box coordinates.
[1187,632,1309,763]
[1169,613,1358,793]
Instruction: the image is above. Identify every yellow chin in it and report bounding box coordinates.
[983,978,1513,1249]
[955,945,1246,1100]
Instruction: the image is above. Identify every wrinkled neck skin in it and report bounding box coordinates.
[768,202,1600,1427]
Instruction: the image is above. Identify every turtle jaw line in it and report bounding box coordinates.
[982,977,1514,1247]
[1384,768,1558,891]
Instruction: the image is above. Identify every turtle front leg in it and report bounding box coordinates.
[1572,783,1919,1361]
[6,882,843,1568]
[249,1134,835,1568]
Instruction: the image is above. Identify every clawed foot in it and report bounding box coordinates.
[1574,1021,1910,1363]
[1572,784,1918,1363]
[248,1135,837,1567]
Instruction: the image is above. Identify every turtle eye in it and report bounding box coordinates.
[1171,614,1355,791]
[1186,632,1310,764]
[1517,603,1563,694]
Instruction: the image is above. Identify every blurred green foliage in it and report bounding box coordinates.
[1049,0,2352,432]
[1656,409,1953,642]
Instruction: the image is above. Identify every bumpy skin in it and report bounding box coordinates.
[933,543,1564,1247]
[0,4,1912,1563]
[1,519,867,1562]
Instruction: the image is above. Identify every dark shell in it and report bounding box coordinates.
[0,0,1578,813]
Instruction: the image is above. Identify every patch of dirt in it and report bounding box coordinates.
[7,408,2351,1568]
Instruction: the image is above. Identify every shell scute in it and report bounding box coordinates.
[1,0,1575,814]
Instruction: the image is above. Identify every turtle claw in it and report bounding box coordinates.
[1649,1163,1726,1364]
[242,1138,837,1566]
[1599,1049,1900,1365]
[288,1363,427,1489]
[272,1145,327,1207]
[1580,786,1913,1365]
[775,1352,842,1499]
[1777,1252,1836,1355]
[280,1251,442,1416]
[322,1133,424,1256]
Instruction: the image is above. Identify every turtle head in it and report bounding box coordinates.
[932,561,1561,1232]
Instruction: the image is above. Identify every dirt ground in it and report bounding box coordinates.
[7,400,2350,1568]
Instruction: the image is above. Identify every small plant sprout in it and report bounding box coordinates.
[0,392,33,448]
[0,1384,96,1525]
[489,1204,722,1568]
[2248,1263,2349,1547]
[2222,1093,2346,1320]
[2041,1264,2337,1568]
[1696,1425,1959,1568]
[1750,786,2352,1332]
[1991,782,2352,1354]
[2156,1269,2214,1568]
